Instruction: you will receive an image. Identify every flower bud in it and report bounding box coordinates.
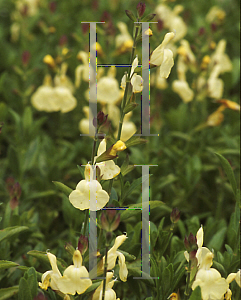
[170,207,180,223]
[78,235,88,255]
[137,2,146,18]
[22,51,31,66]
[189,249,197,260]
[101,206,120,232]
[198,27,205,36]
[43,55,55,68]
[125,10,137,22]
[188,233,197,248]
[109,140,127,156]
[49,2,57,13]
[59,35,68,46]
[93,111,108,128]
[184,232,198,253]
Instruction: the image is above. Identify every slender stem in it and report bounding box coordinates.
[116,22,140,141]
[102,243,109,300]
[184,260,192,300]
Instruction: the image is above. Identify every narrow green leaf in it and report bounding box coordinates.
[207,227,227,251]
[22,106,33,133]
[215,152,237,196]
[27,267,38,298]
[120,200,168,221]
[189,286,202,300]
[121,174,150,202]
[77,165,85,179]
[23,137,40,171]
[52,181,73,196]
[0,286,18,300]
[18,278,32,300]
[142,13,156,22]
[0,260,19,270]
[27,250,67,272]
[0,226,28,243]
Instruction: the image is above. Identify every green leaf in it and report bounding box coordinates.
[7,145,20,178]
[125,10,137,22]
[142,13,156,22]
[0,226,28,243]
[26,267,38,298]
[215,153,237,197]
[18,278,32,300]
[120,200,168,221]
[123,102,138,114]
[52,181,73,196]
[0,286,18,300]
[207,227,227,251]
[77,165,85,179]
[83,280,102,295]
[22,106,33,133]
[27,250,67,272]
[23,137,40,171]
[189,286,202,300]
[121,174,150,203]
[0,260,19,270]
[124,135,147,148]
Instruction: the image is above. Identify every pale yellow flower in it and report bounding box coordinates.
[150,70,168,90]
[69,164,109,211]
[57,250,92,295]
[94,139,120,180]
[192,253,229,300]
[177,40,196,65]
[116,116,137,142]
[155,4,187,41]
[31,73,77,113]
[207,65,224,99]
[103,235,128,282]
[75,51,95,88]
[92,272,119,300]
[79,106,95,135]
[150,32,175,78]
[97,76,122,104]
[39,250,92,295]
[206,6,226,24]
[226,270,241,287]
[172,80,194,103]
[121,57,143,93]
[39,252,62,291]
[210,40,232,74]
[206,105,226,127]
[115,22,133,52]
[54,63,75,94]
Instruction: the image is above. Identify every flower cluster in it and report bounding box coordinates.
[184,227,241,299]
[39,250,92,296]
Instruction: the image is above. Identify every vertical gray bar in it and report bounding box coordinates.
[89,165,97,278]
[133,165,158,279]
[89,23,97,137]
[142,165,150,278]
[141,22,150,136]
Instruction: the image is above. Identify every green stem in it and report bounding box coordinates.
[184,260,192,300]
[116,22,140,141]
[102,242,109,300]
